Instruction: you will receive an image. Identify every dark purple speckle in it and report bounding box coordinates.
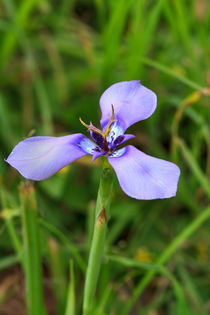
[114,135,124,146]
[92,132,104,150]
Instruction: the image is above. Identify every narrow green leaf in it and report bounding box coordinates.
[176,138,210,198]
[124,204,210,313]
[19,182,46,315]
[65,260,75,315]
[39,218,86,274]
[0,255,19,271]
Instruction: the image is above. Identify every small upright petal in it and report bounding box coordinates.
[113,134,135,147]
[100,81,157,132]
[92,150,105,162]
[108,145,180,200]
[6,134,88,180]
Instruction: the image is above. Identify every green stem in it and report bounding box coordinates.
[83,161,114,315]
[19,182,46,315]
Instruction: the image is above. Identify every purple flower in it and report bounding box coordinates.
[6,81,180,200]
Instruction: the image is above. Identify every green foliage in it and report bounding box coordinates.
[0,0,210,314]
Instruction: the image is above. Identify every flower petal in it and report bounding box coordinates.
[6,134,88,180]
[100,81,157,132]
[113,134,135,147]
[108,145,180,200]
[92,150,105,162]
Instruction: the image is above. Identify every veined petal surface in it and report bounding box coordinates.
[108,145,180,200]
[6,134,87,180]
[100,81,157,132]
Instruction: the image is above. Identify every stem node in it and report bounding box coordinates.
[97,207,106,227]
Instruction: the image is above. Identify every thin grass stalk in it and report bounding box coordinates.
[39,218,86,274]
[65,260,75,315]
[0,255,19,271]
[176,138,210,198]
[48,238,67,314]
[19,182,46,315]
[6,217,23,265]
[0,190,24,266]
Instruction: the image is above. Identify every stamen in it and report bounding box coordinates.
[104,104,116,137]
[79,117,90,129]
[79,117,104,137]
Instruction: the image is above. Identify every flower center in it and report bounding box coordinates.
[79,104,118,153]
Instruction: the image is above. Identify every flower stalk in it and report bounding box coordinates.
[83,160,113,315]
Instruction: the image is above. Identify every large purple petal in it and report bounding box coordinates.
[100,81,157,132]
[6,134,88,181]
[108,145,180,200]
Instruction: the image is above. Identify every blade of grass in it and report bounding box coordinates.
[65,259,75,315]
[178,264,207,314]
[108,254,189,314]
[6,217,23,263]
[33,73,54,135]
[176,137,210,198]
[0,255,19,271]
[171,0,196,62]
[1,0,41,69]
[0,192,24,266]
[123,204,210,313]
[170,91,204,160]
[162,0,179,41]
[107,254,162,271]
[39,218,86,274]
[0,94,18,147]
[48,237,67,315]
[140,57,206,91]
[19,182,46,315]
[1,0,53,135]
[93,283,113,315]
[126,0,166,78]
[101,0,134,84]
[60,0,76,20]
[171,0,204,83]
[94,0,106,29]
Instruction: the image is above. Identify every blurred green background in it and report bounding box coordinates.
[0,0,210,314]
